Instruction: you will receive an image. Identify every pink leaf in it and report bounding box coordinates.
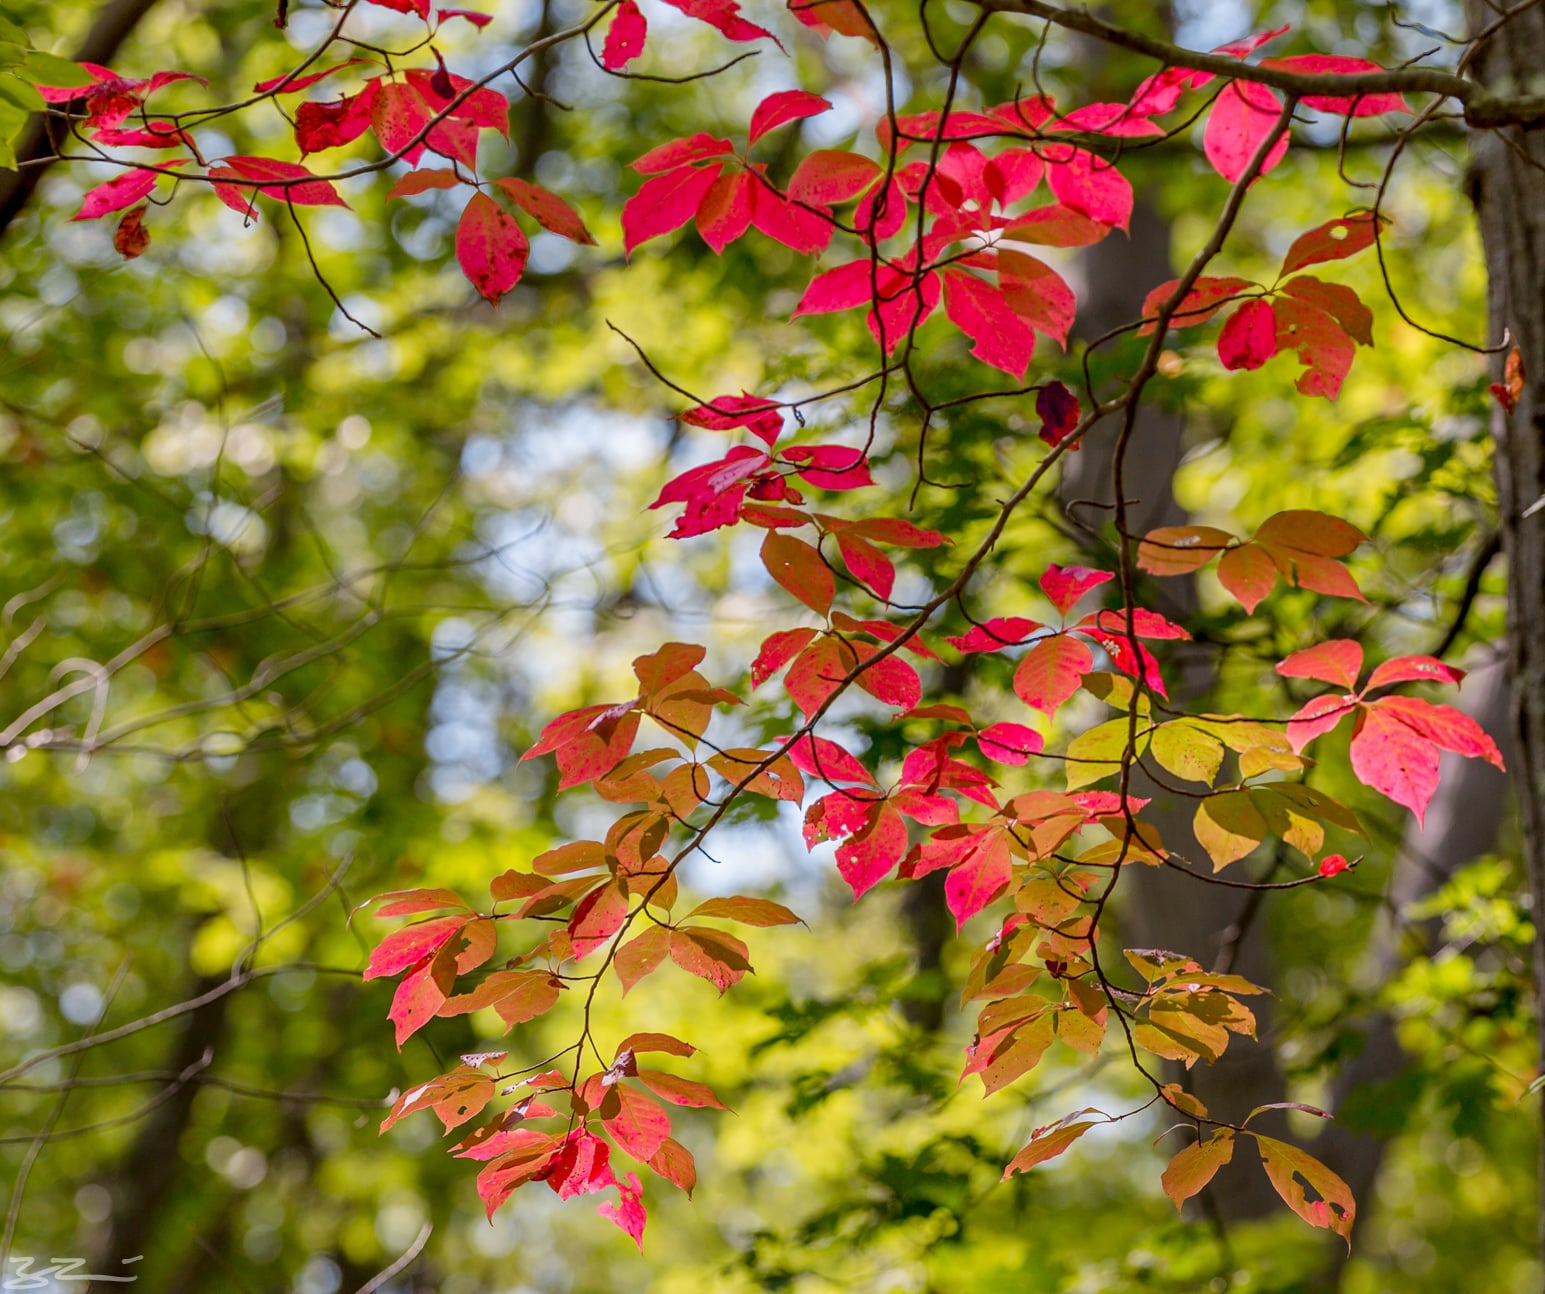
[977,722,1044,766]
[1044,146,1133,230]
[1349,705,1441,823]
[1285,692,1357,753]
[944,832,1013,929]
[785,733,877,786]
[622,162,725,253]
[494,176,596,244]
[597,1173,647,1250]
[749,89,832,145]
[1217,299,1278,370]
[696,169,755,253]
[456,190,529,305]
[1366,655,1464,691]
[660,0,776,44]
[1012,635,1094,715]
[1261,55,1409,116]
[1040,564,1113,616]
[72,167,159,221]
[1275,640,1363,690]
[833,802,908,898]
[632,133,734,175]
[1376,696,1505,768]
[788,150,881,205]
[1203,80,1289,184]
[372,80,433,161]
[943,270,1036,378]
[602,0,647,68]
[749,176,833,254]
[295,87,378,154]
[947,618,1042,654]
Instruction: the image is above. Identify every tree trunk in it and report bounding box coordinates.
[1465,0,1545,1261]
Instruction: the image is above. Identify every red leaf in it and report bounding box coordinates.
[1000,252,1076,348]
[1003,204,1110,248]
[614,926,671,994]
[494,176,596,244]
[73,167,160,221]
[785,733,876,785]
[623,162,724,253]
[602,0,647,69]
[669,927,753,992]
[944,831,1012,928]
[833,802,908,898]
[1044,146,1132,229]
[761,531,835,614]
[1012,635,1094,715]
[1217,299,1278,370]
[793,259,873,317]
[1035,380,1080,447]
[647,1138,697,1194]
[372,80,432,160]
[661,0,776,44]
[1261,55,1408,116]
[947,617,1042,654]
[1216,542,1278,612]
[388,955,453,1047]
[1203,80,1289,184]
[602,1085,672,1160]
[637,1068,730,1108]
[1318,854,1350,877]
[388,168,462,199]
[1273,293,1356,398]
[835,532,894,599]
[1040,564,1113,616]
[254,59,370,95]
[749,88,833,145]
[788,150,881,205]
[220,156,349,208]
[749,176,833,254]
[785,636,855,718]
[696,168,755,253]
[113,204,150,259]
[855,648,922,710]
[568,880,631,958]
[370,887,470,918]
[752,627,816,687]
[1002,1117,1097,1177]
[1285,692,1357,753]
[1280,213,1382,276]
[943,270,1036,378]
[632,133,735,175]
[1275,640,1363,691]
[977,722,1044,766]
[295,87,377,154]
[365,914,470,980]
[1376,696,1505,768]
[456,191,529,304]
[1281,276,1373,347]
[783,444,873,490]
[597,1173,647,1251]
[1139,275,1255,333]
[439,7,494,26]
[1366,655,1464,691]
[1350,705,1442,822]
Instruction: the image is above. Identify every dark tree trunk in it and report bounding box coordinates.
[1466,0,1545,1259]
